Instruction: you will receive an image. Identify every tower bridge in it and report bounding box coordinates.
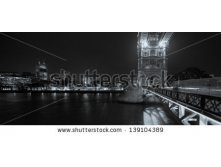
[138,32,221,125]
[137,32,173,87]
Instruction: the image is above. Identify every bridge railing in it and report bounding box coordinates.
[148,87,221,125]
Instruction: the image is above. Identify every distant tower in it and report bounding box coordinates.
[36,61,48,80]
[137,32,173,87]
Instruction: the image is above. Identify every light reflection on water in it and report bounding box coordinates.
[0,93,178,125]
[83,94,88,100]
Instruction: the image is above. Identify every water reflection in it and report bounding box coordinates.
[0,93,179,125]
[143,106,178,125]
[41,92,45,100]
[83,93,89,100]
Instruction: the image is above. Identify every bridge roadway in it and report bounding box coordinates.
[165,87,221,98]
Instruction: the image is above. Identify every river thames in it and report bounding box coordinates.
[0,93,179,125]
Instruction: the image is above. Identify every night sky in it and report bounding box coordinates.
[0,32,220,76]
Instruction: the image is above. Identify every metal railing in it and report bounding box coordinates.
[148,88,221,125]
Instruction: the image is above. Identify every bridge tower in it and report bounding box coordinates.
[137,32,173,87]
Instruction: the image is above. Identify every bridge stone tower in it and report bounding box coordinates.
[137,32,173,87]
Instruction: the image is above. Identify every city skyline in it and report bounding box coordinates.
[0,32,221,76]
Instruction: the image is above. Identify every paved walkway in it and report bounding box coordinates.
[143,105,180,125]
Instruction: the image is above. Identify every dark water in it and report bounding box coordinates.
[0,93,179,125]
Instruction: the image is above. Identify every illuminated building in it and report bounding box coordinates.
[35,61,48,80]
[0,72,32,90]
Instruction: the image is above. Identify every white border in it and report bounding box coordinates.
[0,1,221,167]
[0,126,221,167]
[0,0,220,32]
